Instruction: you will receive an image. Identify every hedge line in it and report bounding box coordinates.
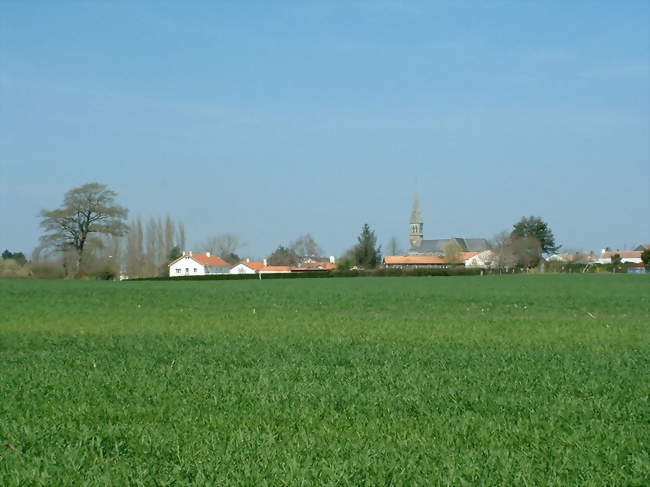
[127,267,484,282]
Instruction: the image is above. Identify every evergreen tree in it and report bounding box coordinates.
[511,216,560,255]
[353,223,381,268]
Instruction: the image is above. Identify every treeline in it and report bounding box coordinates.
[1,215,187,279]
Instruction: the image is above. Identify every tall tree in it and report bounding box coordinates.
[176,222,187,252]
[201,233,245,264]
[164,215,175,265]
[511,216,560,255]
[267,245,299,266]
[386,237,402,256]
[443,240,463,264]
[352,223,381,268]
[39,183,128,273]
[126,218,144,278]
[641,249,650,267]
[290,234,323,260]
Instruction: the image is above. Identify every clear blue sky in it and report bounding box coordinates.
[1,1,648,257]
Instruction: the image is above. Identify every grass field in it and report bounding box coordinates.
[1,274,648,485]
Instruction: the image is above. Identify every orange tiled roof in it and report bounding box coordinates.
[168,253,230,267]
[243,261,292,272]
[458,252,480,261]
[384,255,448,265]
[385,252,479,265]
[192,253,230,267]
[601,251,642,259]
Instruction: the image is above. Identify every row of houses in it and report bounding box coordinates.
[168,251,336,277]
[384,245,649,270]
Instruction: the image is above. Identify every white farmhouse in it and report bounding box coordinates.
[169,252,231,277]
[597,250,643,265]
[229,259,292,274]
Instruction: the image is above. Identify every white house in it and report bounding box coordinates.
[597,250,643,265]
[464,250,496,269]
[169,252,231,277]
[229,259,292,274]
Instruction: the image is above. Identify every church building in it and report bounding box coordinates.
[408,196,489,256]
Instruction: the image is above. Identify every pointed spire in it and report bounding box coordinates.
[410,193,422,224]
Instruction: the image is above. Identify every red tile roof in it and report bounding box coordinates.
[168,253,230,267]
[601,251,642,259]
[242,261,292,272]
[384,255,448,265]
[192,253,230,267]
[385,252,479,265]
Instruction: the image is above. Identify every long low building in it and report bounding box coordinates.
[384,252,479,269]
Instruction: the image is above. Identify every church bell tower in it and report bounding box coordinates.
[409,195,423,248]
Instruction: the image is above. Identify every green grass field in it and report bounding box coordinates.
[1,275,648,485]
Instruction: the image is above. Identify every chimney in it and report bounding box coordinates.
[246,258,250,262]
[263,258,268,267]
[182,251,186,257]
[206,252,210,257]
[189,251,192,256]
[329,255,336,264]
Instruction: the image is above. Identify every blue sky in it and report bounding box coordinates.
[1,1,648,257]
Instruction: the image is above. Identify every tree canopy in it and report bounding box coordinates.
[511,216,560,255]
[267,245,299,266]
[39,183,128,273]
[352,223,381,268]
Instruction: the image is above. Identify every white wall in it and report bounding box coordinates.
[465,250,494,268]
[229,263,256,274]
[169,255,206,277]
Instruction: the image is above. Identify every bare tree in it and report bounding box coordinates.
[386,236,402,256]
[126,218,144,278]
[176,222,186,252]
[489,231,517,272]
[201,233,246,264]
[443,240,463,264]
[164,215,175,263]
[290,234,323,260]
[39,183,128,274]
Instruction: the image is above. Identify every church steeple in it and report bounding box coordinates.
[409,194,423,248]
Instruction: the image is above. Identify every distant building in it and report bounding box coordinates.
[634,244,650,251]
[229,259,292,274]
[546,252,595,264]
[408,196,489,255]
[291,257,336,272]
[384,252,479,269]
[597,250,643,264]
[169,252,231,277]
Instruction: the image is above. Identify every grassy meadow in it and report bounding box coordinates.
[1,274,648,485]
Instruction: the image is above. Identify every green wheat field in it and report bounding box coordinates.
[1,275,648,486]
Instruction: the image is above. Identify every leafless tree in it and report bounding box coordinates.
[290,234,323,260]
[39,183,128,274]
[386,236,402,256]
[443,240,463,264]
[200,233,246,264]
[176,222,186,252]
[489,230,517,272]
[126,218,144,278]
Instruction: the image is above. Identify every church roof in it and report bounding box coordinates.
[409,237,489,255]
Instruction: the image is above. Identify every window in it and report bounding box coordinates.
[176,269,180,274]
[193,268,197,273]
